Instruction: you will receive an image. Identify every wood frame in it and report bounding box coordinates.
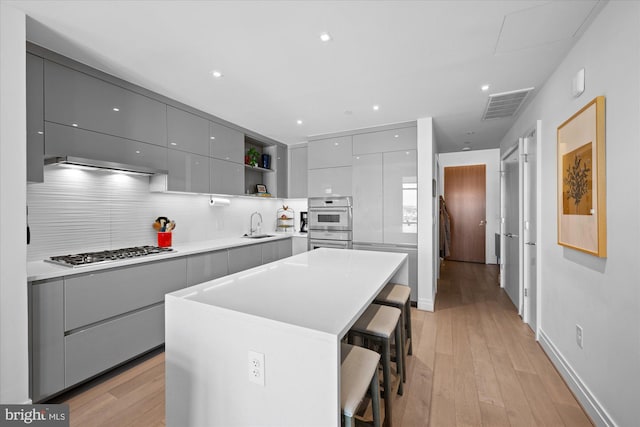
[557,96,606,257]
[256,184,267,194]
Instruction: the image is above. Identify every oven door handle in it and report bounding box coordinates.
[311,208,349,213]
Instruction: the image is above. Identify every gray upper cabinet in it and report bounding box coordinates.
[210,158,244,195]
[352,126,417,155]
[276,144,288,198]
[45,122,168,172]
[288,145,308,198]
[44,60,167,146]
[26,53,44,183]
[210,121,244,163]
[308,136,353,169]
[167,149,210,193]
[167,106,210,156]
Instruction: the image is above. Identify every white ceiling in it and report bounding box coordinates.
[8,0,603,152]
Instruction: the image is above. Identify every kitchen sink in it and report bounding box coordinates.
[243,234,275,239]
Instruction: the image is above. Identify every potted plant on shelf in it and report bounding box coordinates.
[246,147,260,167]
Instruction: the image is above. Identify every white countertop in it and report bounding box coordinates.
[167,248,407,337]
[27,234,293,282]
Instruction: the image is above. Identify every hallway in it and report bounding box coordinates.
[52,261,592,426]
[393,260,592,426]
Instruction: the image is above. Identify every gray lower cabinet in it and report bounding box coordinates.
[228,244,263,274]
[30,279,64,402]
[167,149,210,193]
[187,250,229,287]
[64,258,186,331]
[44,60,167,147]
[210,158,244,195]
[262,239,293,264]
[167,106,209,156]
[27,53,44,183]
[65,304,164,388]
[45,122,168,172]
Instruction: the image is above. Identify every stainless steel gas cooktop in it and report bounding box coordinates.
[45,245,174,267]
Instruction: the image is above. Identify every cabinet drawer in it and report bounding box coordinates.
[228,245,262,274]
[64,258,186,331]
[44,60,167,146]
[45,122,168,172]
[187,251,229,287]
[65,304,164,387]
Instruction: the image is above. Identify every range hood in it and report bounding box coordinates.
[44,156,167,176]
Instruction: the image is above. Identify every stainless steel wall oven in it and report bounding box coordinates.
[308,197,353,249]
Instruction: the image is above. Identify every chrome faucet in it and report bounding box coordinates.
[249,211,263,236]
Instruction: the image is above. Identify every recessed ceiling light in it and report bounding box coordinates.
[135,150,141,154]
[112,107,120,112]
[170,142,177,146]
[481,84,490,91]
[373,105,380,111]
[319,32,332,42]
[71,123,78,127]
[212,70,223,78]
[296,120,303,125]
[210,136,215,140]
[462,147,471,151]
[394,134,399,138]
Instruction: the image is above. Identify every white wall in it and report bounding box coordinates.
[0,4,30,404]
[438,149,500,264]
[498,2,640,425]
[417,117,435,311]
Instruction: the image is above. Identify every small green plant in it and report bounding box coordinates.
[247,147,260,167]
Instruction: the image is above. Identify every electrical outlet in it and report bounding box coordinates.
[248,351,265,386]
[576,324,583,349]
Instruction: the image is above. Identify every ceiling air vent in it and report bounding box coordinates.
[482,87,534,120]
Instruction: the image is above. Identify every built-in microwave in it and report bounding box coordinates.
[307,196,353,232]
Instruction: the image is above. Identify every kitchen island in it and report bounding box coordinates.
[165,248,408,427]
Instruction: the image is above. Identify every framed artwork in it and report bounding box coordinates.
[557,96,606,257]
[256,184,267,194]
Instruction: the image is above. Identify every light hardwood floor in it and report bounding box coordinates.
[51,260,593,426]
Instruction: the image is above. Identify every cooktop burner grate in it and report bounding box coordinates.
[45,245,174,267]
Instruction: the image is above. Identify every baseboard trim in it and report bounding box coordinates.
[417,297,434,312]
[538,329,615,427]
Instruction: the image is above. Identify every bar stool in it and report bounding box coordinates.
[349,304,404,427]
[341,343,381,427]
[374,283,413,382]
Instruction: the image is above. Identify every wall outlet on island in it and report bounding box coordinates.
[576,324,583,349]
[248,351,265,386]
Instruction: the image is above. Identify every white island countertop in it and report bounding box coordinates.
[168,247,406,337]
[165,248,408,427]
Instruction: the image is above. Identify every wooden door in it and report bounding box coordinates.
[444,165,486,263]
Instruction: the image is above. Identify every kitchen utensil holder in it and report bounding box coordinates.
[158,232,172,248]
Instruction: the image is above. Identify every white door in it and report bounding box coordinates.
[523,124,540,334]
[501,143,522,311]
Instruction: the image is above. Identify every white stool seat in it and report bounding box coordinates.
[341,343,380,418]
[376,283,410,306]
[351,304,400,338]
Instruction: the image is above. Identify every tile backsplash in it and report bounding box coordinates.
[27,166,305,261]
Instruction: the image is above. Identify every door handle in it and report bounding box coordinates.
[504,233,519,238]
[479,220,486,226]
[525,242,536,246]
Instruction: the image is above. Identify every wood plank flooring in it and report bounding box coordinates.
[51,260,592,426]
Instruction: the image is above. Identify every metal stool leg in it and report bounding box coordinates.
[381,338,393,427]
[395,320,404,396]
[405,300,413,355]
[370,366,382,427]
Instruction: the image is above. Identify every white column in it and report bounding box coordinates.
[0,4,29,404]
[417,117,435,311]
